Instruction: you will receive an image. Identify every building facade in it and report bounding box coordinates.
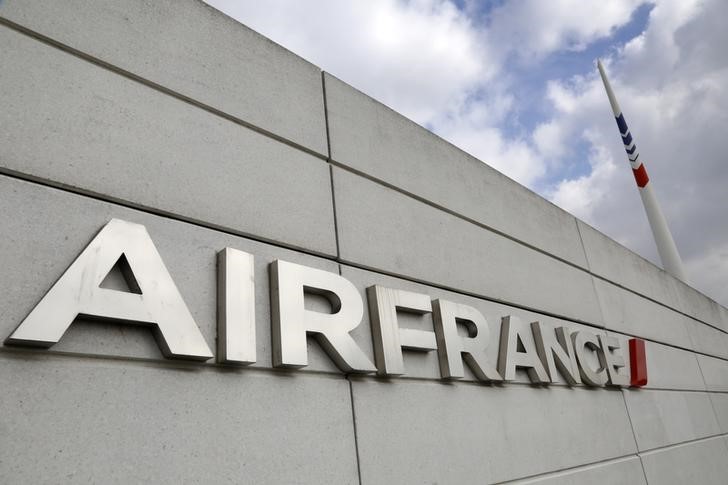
[1,1,728,483]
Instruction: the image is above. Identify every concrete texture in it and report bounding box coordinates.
[507,456,646,484]
[708,393,728,433]
[325,73,589,269]
[696,354,728,391]
[351,378,636,484]
[0,24,337,256]
[0,0,328,155]
[624,389,721,451]
[579,221,726,331]
[2,3,728,483]
[578,222,680,307]
[0,175,342,372]
[0,352,359,485]
[684,317,728,359]
[333,167,603,324]
[672,278,728,332]
[643,342,706,391]
[640,436,728,485]
[593,278,692,349]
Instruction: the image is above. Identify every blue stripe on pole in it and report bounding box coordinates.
[629,152,639,162]
[622,132,633,145]
[615,113,629,134]
[626,145,637,155]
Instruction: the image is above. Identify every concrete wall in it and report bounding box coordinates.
[1,1,728,483]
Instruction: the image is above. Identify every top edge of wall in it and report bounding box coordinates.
[0,0,329,156]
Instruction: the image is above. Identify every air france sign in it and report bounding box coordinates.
[5,219,648,388]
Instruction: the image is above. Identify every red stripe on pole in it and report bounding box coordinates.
[632,164,649,188]
[629,338,648,387]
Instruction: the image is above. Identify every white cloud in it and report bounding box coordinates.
[433,101,547,186]
[205,0,728,306]
[544,0,728,304]
[206,0,490,124]
[486,0,648,60]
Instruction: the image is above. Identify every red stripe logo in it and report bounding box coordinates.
[629,338,648,387]
[632,164,649,188]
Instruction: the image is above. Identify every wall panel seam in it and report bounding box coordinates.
[495,453,642,484]
[326,162,726,330]
[637,432,728,456]
[322,72,342,260]
[0,17,328,161]
[2,16,724,330]
[620,389,645,460]
[637,432,728,454]
[5,172,728,365]
[5,345,723,393]
[2,11,725,330]
[346,377,364,485]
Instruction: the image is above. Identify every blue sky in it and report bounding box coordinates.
[496,3,654,185]
[205,0,728,306]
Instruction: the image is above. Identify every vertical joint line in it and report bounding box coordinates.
[620,389,649,484]
[321,72,341,260]
[347,377,364,485]
[574,220,592,273]
[574,221,606,326]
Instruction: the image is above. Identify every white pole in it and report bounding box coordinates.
[597,60,688,282]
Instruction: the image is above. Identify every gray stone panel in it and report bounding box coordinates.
[578,222,679,304]
[341,265,620,386]
[0,24,336,256]
[644,342,706,391]
[0,175,344,373]
[325,74,588,268]
[640,437,728,485]
[507,456,645,485]
[697,354,728,392]
[578,221,727,330]
[333,168,603,324]
[673,279,728,332]
[0,0,328,155]
[351,379,636,484]
[708,393,728,434]
[685,318,728,360]
[624,389,720,451]
[0,352,358,484]
[594,278,691,349]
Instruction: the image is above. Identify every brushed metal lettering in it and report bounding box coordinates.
[498,315,549,383]
[367,286,435,376]
[432,299,502,382]
[599,335,630,387]
[572,330,608,386]
[531,322,581,385]
[270,260,375,373]
[217,248,256,365]
[5,219,213,360]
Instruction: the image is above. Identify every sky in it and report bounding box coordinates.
[205,0,728,307]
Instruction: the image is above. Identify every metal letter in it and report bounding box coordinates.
[5,219,213,360]
[432,299,502,382]
[270,260,375,373]
[367,286,435,376]
[599,335,629,387]
[572,330,608,386]
[217,248,256,365]
[497,315,549,383]
[531,322,581,385]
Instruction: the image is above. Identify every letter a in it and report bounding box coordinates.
[5,219,213,360]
